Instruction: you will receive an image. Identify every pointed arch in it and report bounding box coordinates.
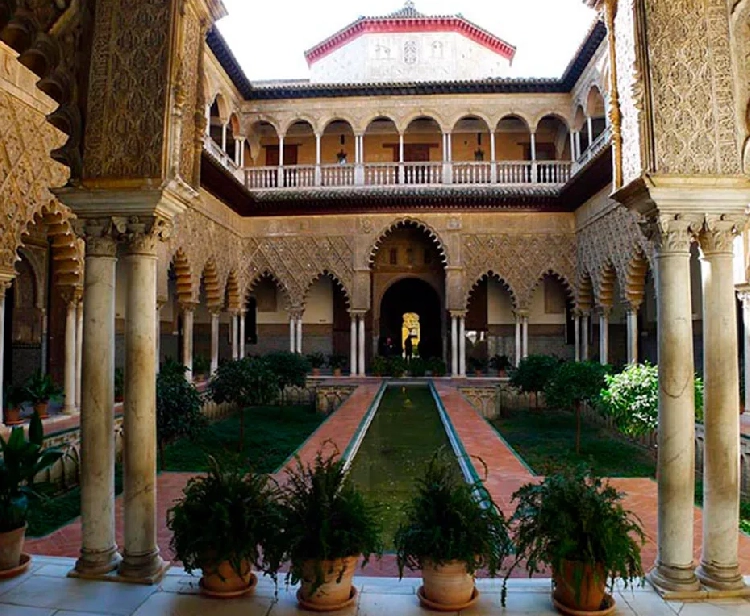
[367,218,450,267]
[466,271,519,309]
[303,269,352,308]
[245,270,291,309]
[597,261,617,308]
[527,269,575,306]
[200,258,222,309]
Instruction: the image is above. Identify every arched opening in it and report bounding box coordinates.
[246,120,280,188]
[403,116,443,184]
[303,274,351,360]
[321,119,355,186]
[467,274,516,369]
[246,274,291,353]
[494,114,533,183]
[573,106,589,156]
[535,115,573,183]
[208,97,225,148]
[224,112,241,164]
[528,273,574,357]
[363,116,400,185]
[586,86,607,141]
[282,119,315,187]
[379,279,442,360]
[452,115,492,184]
[371,222,446,362]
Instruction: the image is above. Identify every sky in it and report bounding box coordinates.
[217,0,598,82]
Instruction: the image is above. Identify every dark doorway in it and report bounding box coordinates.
[379,278,442,360]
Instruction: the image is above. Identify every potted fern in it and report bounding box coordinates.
[508,469,645,614]
[3,386,27,426]
[22,372,62,419]
[328,354,348,377]
[306,352,326,377]
[278,449,383,611]
[395,453,512,610]
[0,412,63,577]
[192,355,211,381]
[166,456,281,598]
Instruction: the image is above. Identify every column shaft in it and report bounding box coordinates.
[627,309,638,364]
[75,239,119,576]
[451,316,458,377]
[289,316,295,353]
[358,315,366,376]
[599,311,609,365]
[350,315,357,376]
[119,242,164,581]
[75,301,83,409]
[296,316,303,354]
[210,312,219,374]
[181,308,194,380]
[231,313,238,360]
[515,315,521,366]
[697,238,744,589]
[239,312,246,359]
[522,316,529,359]
[581,314,589,360]
[63,299,77,414]
[574,315,581,362]
[458,317,466,377]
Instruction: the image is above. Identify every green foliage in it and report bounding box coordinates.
[22,372,62,405]
[328,353,348,371]
[0,412,64,532]
[156,368,207,469]
[599,363,704,437]
[160,358,188,379]
[265,352,310,391]
[371,356,388,376]
[278,448,384,589]
[509,355,561,397]
[4,385,27,409]
[394,453,512,578]
[192,355,211,377]
[210,358,277,409]
[509,469,645,595]
[467,356,487,373]
[114,368,125,401]
[489,355,512,371]
[306,352,327,369]
[408,357,426,377]
[427,357,447,377]
[167,456,282,579]
[389,356,407,377]
[544,361,610,411]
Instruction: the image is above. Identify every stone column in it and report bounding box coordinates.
[574,312,581,362]
[581,312,590,361]
[74,226,120,576]
[569,132,576,162]
[458,314,466,377]
[0,282,7,414]
[350,313,358,376]
[358,314,366,376]
[451,314,458,377]
[289,315,295,353]
[75,299,83,409]
[514,313,521,366]
[626,307,639,364]
[696,215,745,590]
[155,300,164,375]
[278,135,285,187]
[221,121,227,152]
[598,307,610,366]
[62,293,78,415]
[210,310,219,374]
[587,116,594,146]
[530,132,537,182]
[119,222,166,583]
[296,314,303,354]
[231,312,238,360]
[239,311,246,359]
[314,133,322,186]
[181,304,194,380]
[738,286,750,416]
[645,214,701,592]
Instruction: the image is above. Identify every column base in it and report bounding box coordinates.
[72,547,121,578]
[647,564,701,595]
[696,562,747,591]
[62,405,78,416]
[118,550,169,585]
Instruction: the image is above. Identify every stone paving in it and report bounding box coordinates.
[2,556,750,616]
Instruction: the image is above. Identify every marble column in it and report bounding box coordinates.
[181,305,194,380]
[231,312,238,360]
[574,312,581,362]
[458,315,466,377]
[358,314,366,376]
[626,308,639,364]
[581,312,590,361]
[296,315,303,354]
[738,287,750,415]
[75,300,83,409]
[210,310,219,375]
[451,315,458,377]
[74,230,120,576]
[154,301,163,375]
[289,315,296,353]
[0,283,7,418]
[522,314,529,359]
[239,311,246,359]
[119,229,165,582]
[599,308,610,366]
[696,216,745,590]
[646,215,700,592]
[515,313,521,366]
[62,295,77,415]
[350,314,358,376]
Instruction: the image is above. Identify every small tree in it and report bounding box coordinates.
[209,358,277,450]
[156,366,207,470]
[544,361,610,454]
[509,354,561,408]
[264,352,311,403]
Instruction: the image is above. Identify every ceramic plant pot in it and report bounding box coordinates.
[420,560,477,609]
[3,406,22,426]
[0,524,26,573]
[33,402,49,419]
[200,559,256,598]
[297,555,359,611]
[552,560,609,613]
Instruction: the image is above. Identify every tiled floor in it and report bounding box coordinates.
[2,556,750,616]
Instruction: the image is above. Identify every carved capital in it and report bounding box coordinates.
[638,214,702,255]
[180,301,198,314]
[736,284,750,309]
[698,214,743,256]
[119,216,173,257]
[73,218,119,258]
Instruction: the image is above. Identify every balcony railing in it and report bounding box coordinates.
[242,160,573,191]
[574,125,612,172]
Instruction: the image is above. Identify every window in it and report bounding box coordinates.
[404,41,417,65]
[389,248,398,265]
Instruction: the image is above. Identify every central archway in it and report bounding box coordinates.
[379,278,442,359]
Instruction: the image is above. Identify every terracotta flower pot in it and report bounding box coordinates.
[297,556,358,611]
[33,402,49,419]
[0,524,26,573]
[553,560,607,613]
[200,559,255,598]
[421,559,475,608]
[333,368,342,377]
[312,368,321,377]
[3,406,22,426]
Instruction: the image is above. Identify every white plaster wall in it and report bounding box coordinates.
[486,278,567,325]
[310,31,512,84]
[528,283,568,325]
[303,277,333,324]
